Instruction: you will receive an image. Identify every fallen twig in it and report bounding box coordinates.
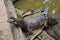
[30,26,44,40]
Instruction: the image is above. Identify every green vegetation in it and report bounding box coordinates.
[14,0,60,20]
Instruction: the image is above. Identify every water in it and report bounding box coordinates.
[14,0,60,20]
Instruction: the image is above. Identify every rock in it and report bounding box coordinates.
[0,0,27,40]
[0,0,13,40]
